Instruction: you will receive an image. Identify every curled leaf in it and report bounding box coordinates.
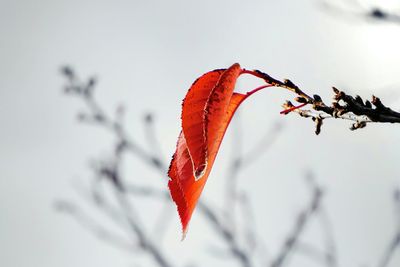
[168,63,269,237]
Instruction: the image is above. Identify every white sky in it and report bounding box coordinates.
[1,0,400,267]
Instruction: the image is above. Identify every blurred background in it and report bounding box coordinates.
[1,0,400,266]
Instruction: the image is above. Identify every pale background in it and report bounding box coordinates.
[1,0,400,266]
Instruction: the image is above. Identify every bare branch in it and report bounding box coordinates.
[295,242,333,266]
[316,208,338,267]
[269,176,323,267]
[377,189,400,267]
[248,69,400,134]
[55,200,135,252]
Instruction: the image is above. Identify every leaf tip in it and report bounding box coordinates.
[181,228,188,241]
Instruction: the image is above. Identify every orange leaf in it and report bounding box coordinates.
[168,63,270,238]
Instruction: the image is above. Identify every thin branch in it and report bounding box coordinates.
[125,182,255,267]
[197,201,254,267]
[377,189,400,267]
[143,113,166,165]
[244,69,400,134]
[114,186,174,267]
[223,114,283,252]
[315,207,338,267]
[61,66,166,173]
[55,201,135,252]
[378,233,400,267]
[237,193,262,256]
[61,67,175,267]
[269,177,324,267]
[295,242,333,266]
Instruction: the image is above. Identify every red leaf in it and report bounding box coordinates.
[168,63,270,238]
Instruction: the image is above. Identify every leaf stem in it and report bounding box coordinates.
[280,103,308,115]
[246,84,273,97]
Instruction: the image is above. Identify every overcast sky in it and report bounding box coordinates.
[1,0,400,267]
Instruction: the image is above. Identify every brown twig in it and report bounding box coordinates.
[249,69,400,134]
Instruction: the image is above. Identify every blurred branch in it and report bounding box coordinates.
[269,176,324,267]
[55,201,135,252]
[295,242,333,266]
[126,183,255,267]
[60,66,174,267]
[316,208,338,267]
[115,186,173,267]
[61,66,166,173]
[223,114,283,245]
[143,113,165,162]
[318,0,400,24]
[377,189,400,267]
[293,204,337,267]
